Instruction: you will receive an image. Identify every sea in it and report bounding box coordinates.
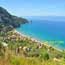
[16,16,65,50]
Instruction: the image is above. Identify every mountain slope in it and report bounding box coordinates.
[0,7,28,32]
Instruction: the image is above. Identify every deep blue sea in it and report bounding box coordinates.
[16,16,65,50]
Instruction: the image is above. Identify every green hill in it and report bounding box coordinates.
[0,7,28,32]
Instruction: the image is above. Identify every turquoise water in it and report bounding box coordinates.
[16,17,65,50]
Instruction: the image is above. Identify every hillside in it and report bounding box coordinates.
[0,7,28,32]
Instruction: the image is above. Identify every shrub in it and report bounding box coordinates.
[10,57,21,65]
[40,52,50,60]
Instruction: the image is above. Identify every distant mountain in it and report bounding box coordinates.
[0,7,28,32]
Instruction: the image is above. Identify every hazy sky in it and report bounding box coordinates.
[0,0,65,16]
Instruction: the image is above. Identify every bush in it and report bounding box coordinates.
[40,52,50,60]
[0,42,5,57]
[10,57,21,65]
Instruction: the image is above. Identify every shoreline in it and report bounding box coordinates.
[14,29,63,52]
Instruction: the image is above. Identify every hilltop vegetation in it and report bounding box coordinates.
[0,30,65,65]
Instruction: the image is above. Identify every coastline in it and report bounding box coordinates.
[14,29,62,52]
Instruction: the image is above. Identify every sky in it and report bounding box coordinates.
[0,0,65,16]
